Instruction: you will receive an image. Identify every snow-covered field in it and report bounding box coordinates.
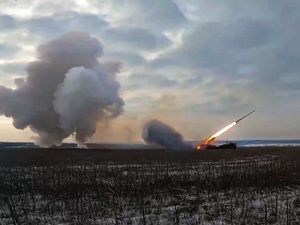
[0,157,299,224]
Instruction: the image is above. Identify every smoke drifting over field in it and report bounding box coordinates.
[0,32,124,147]
[142,119,190,149]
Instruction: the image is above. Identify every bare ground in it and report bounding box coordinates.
[0,146,300,166]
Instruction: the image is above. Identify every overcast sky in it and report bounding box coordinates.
[0,0,300,141]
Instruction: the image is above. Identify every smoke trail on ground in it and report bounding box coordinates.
[0,32,124,147]
[142,119,191,149]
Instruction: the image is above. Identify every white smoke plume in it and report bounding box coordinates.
[142,119,191,149]
[0,32,124,147]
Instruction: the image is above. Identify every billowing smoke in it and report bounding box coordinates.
[142,119,190,149]
[0,32,124,147]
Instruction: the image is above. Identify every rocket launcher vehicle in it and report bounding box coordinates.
[195,110,255,150]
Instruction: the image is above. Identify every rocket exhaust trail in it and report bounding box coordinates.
[195,110,255,150]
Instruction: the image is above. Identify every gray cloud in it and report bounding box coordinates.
[24,11,108,39]
[91,0,186,31]
[4,10,170,53]
[150,2,300,103]
[187,95,250,116]
[0,62,26,75]
[125,73,177,90]
[0,14,17,30]
[32,1,78,14]
[103,26,171,51]
[104,51,146,66]
[151,17,274,74]
[128,0,186,31]
[0,43,20,57]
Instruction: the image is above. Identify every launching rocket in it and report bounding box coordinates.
[236,110,255,123]
[195,110,255,150]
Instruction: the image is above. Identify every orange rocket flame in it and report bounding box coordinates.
[195,110,255,150]
[195,122,237,150]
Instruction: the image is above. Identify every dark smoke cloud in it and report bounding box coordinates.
[142,119,190,149]
[0,32,124,147]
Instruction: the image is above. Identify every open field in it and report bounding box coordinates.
[0,147,300,224]
[1,146,300,166]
